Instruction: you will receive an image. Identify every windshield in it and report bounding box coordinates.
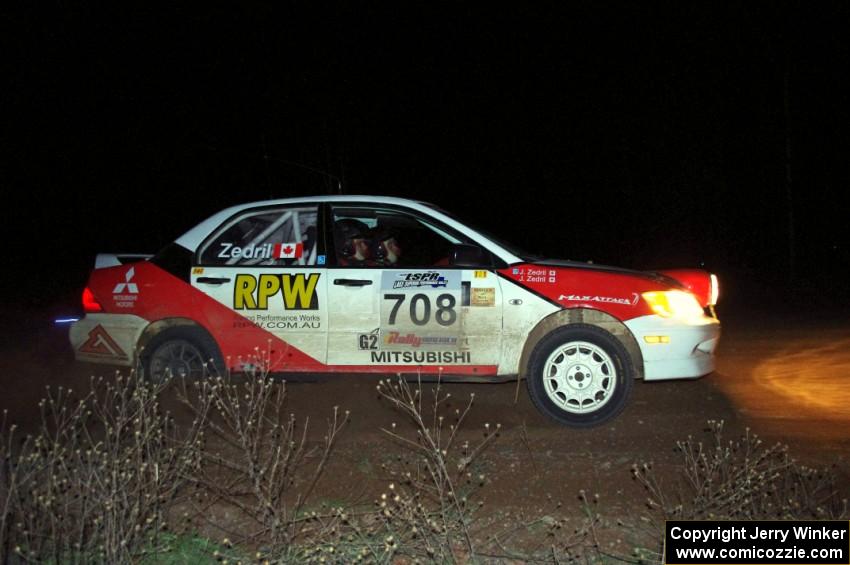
[422,203,540,261]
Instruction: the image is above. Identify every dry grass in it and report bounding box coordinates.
[622,419,849,563]
[0,373,200,563]
[2,370,846,564]
[175,369,348,556]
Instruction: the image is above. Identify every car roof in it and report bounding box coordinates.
[174,195,522,264]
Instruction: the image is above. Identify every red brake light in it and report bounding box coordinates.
[82,287,103,313]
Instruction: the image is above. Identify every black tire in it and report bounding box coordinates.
[140,327,224,383]
[526,324,634,428]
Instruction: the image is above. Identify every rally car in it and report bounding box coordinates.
[70,195,720,427]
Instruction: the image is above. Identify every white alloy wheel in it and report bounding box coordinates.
[542,341,617,414]
[526,324,634,427]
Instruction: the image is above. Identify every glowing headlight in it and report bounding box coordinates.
[709,273,719,305]
[642,290,705,319]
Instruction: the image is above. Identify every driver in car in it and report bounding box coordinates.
[371,227,403,266]
[335,219,374,266]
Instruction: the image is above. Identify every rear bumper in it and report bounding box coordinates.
[624,314,720,381]
[69,314,148,366]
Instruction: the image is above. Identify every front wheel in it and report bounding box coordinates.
[526,325,634,428]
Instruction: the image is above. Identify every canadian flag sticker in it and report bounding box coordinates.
[273,242,304,259]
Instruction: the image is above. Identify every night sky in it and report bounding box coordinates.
[3,3,849,313]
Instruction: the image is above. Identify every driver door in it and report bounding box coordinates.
[326,204,503,375]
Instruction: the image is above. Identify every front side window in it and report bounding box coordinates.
[199,206,319,266]
[331,206,466,268]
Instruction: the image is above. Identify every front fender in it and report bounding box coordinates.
[517,308,644,380]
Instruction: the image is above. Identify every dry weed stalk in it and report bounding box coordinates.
[625,420,849,562]
[374,374,500,562]
[1,372,201,563]
[177,358,348,554]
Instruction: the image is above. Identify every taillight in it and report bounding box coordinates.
[82,287,103,313]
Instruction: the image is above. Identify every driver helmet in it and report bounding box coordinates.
[334,218,371,259]
[371,226,402,265]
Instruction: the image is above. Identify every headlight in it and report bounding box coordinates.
[642,290,705,319]
[709,273,719,305]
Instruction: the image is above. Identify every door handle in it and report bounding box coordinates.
[334,278,373,287]
[196,276,231,284]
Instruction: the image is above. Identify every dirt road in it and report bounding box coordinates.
[2,310,848,529]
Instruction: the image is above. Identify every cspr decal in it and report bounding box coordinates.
[234,273,320,310]
[389,271,451,289]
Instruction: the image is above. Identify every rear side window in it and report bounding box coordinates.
[198,206,319,266]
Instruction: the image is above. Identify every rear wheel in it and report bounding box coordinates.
[141,328,224,383]
[526,325,634,427]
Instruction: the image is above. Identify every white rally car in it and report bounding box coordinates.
[71,195,720,427]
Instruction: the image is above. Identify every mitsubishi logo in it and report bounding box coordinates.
[113,267,139,294]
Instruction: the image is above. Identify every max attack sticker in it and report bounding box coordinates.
[471,287,496,307]
[234,273,320,310]
[558,293,639,306]
[78,325,127,358]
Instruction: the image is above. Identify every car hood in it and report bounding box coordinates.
[524,258,683,288]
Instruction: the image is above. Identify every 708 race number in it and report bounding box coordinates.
[384,293,457,327]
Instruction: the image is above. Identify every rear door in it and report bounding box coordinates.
[191,204,327,371]
[326,204,503,375]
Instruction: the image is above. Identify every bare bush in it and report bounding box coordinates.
[626,420,849,562]
[6,362,847,565]
[176,368,348,556]
[368,374,498,562]
[0,373,201,563]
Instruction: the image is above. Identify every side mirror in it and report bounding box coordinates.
[449,244,490,268]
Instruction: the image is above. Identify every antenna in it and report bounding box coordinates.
[261,134,273,198]
[268,156,344,195]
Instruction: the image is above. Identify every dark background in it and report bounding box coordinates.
[3,3,848,316]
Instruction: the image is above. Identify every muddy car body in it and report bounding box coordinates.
[71,195,720,426]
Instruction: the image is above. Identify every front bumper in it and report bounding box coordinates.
[624,314,720,381]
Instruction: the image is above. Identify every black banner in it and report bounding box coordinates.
[665,521,849,564]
